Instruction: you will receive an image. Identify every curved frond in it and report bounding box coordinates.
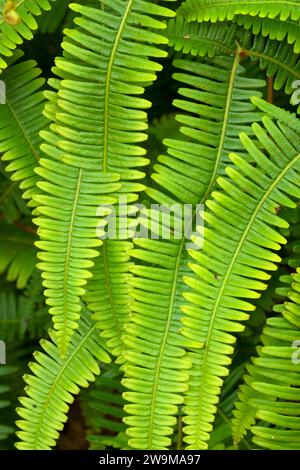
[233,269,300,450]
[0,60,49,204]
[34,0,176,356]
[121,52,265,450]
[181,99,300,449]
[15,309,111,450]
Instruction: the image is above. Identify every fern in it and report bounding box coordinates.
[179,1,300,24]
[233,268,300,449]
[122,51,265,449]
[1,0,300,453]
[180,99,300,449]
[15,308,111,450]
[33,0,176,357]
[0,58,49,204]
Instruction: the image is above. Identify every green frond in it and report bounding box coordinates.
[0,0,55,70]
[15,309,111,450]
[0,219,36,289]
[181,99,300,449]
[231,376,257,446]
[0,60,49,204]
[178,0,300,29]
[235,15,300,53]
[246,35,300,98]
[85,241,133,358]
[121,51,265,450]
[149,55,265,204]
[233,268,300,449]
[34,0,176,356]
[166,17,300,100]
[166,17,250,57]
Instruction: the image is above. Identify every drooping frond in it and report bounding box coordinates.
[84,241,133,358]
[180,98,300,449]
[0,0,55,70]
[149,55,265,204]
[0,59,49,204]
[15,309,111,450]
[34,0,176,356]
[121,52,266,450]
[0,219,36,289]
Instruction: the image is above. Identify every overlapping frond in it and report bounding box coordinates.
[166,17,300,100]
[0,0,55,70]
[0,59,49,204]
[166,17,249,57]
[233,268,300,450]
[34,0,176,357]
[121,52,265,449]
[15,310,111,450]
[181,98,300,449]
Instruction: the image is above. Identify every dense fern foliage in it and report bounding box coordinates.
[0,0,299,452]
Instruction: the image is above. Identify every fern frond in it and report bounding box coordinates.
[84,241,133,358]
[122,51,265,450]
[235,15,300,53]
[0,0,55,70]
[179,0,300,26]
[35,0,176,356]
[0,59,49,204]
[0,220,36,289]
[15,309,111,450]
[181,98,300,449]
[232,268,300,449]
[166,17,300,99]
[167,17,250,57]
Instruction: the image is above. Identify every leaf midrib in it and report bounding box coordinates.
[146,50,241,447]
[192,149,300,445]
[32,324,97,449]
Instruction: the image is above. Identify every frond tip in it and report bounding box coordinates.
[15,311,111,450]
